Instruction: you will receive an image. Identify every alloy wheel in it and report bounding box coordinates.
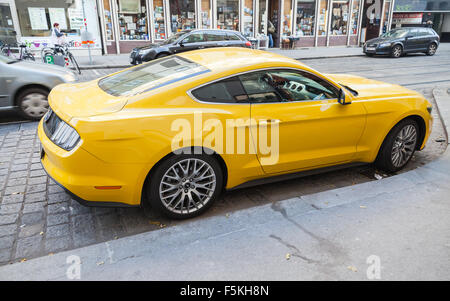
[20,92,49,118]
[159,158,216,215]
[391,124,417,168]
[392,46,402,58]
[428,44,437,55]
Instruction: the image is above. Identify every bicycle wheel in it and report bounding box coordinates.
[69,52,81,74]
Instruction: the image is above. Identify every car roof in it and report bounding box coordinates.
[176,47,304,74]
[190,28,242,34]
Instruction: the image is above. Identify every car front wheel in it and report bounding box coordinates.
[147,154,223,219]
[390,45,403,58]
[426,43,437,56]
[375,119,419,173]
[16,87,49,120]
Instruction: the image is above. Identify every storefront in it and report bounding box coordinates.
[0,0,103,56]
[393,0,450,42]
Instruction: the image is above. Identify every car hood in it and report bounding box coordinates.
[135,43,162,51]
[13,60,74,78]
[48,80,128,121]
[325,74,422,99]
[365,37,398,44]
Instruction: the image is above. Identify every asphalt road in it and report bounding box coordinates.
[0,50,448,265]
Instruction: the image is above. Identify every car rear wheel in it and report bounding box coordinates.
[365,53,374,57]
[16,87,49,120]
[146,154,223,219]
[390,45,403,58]
[426,43,437,56]
[375,119,419,173]
[156,53,169,59]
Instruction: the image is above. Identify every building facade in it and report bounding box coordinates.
[0,0,403,55]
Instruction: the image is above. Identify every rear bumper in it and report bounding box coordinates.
[38,119,143,207]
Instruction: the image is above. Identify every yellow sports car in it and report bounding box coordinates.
[38,48,433,219]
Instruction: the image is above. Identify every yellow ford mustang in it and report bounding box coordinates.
[38,48,433,219]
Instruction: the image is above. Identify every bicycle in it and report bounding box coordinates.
[41,43,81,74]
[0,42,35,61]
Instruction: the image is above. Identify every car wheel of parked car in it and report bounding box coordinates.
[426,43,437,56]
[365,53,374,57]
[390,45,403,58]
[156,53,169,59]
[375,119,419,173]
[16,87,49,120]
[147,154,224,219]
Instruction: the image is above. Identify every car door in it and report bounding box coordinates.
[417,28,431,50]
[404,29,421,51]
[242,69,366,174]
[0,63,11,107]
[179,32,207,52]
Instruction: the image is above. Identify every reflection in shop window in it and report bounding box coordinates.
[217,0,239,31]
[117,0,148,40]
[170,0,196,34]
[317,0,328,36]
[381,0,391,34]
[330,0,349,35]
[103,0,114,41]
[296,0,315,36]
[350,0,360,35]
[243,0,254,37]
[200,0,212,29]
[282,0,293,37]
[258,0,267,34]
[153,0,165,40]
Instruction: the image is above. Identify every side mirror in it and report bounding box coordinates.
[338,88,351,105]
[405,35,413,39]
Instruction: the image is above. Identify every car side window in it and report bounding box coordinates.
[225,33,240,41]
[239,70,339,103]
[205,32,225,41]
[191,77,248,103]
[183,33,206,44]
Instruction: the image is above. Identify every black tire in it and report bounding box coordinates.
[390,44,403,58]
[69,53,81,74]
[156,53,169,59]
[375,119,419,173]
[365,53,374,57]
[146,153,224,219]
[426,43,437,56]
[16,87,49,120]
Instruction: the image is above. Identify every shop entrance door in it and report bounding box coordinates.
[360,0,383,42]
[0,0,19,45]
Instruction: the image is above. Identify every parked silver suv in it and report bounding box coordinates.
[0,54,76,120]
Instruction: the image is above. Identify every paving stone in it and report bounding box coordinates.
[1,194,24,204]
[20,212,44,225]
[0,235,15,249]
[24,192,46,204]
[6,178,27,187]
[48,185,65,194]
[18,223,44,238]
[69,201,92,216]
[0,203,22,215]
[48,192,71,204]
[0,224,17,237]
[15,235,43,259]
[0,214,19,225]
[47,202,69,215]
[29,170,46,177]
[30,163,42,170]
[27,176,47,185]
[4,186,26,195]
[46,224,70,238]
[14,153,30,159]
[0,168,8,176]
[0,248,11,263]
[22,202,46,214]
[47,213,69,226]
[10,164,28,172]
[45,236,70,253]
[72,214,97,247]
[26,184,47,194]
[9,171,28,179]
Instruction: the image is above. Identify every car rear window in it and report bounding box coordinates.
[98,56,209,96]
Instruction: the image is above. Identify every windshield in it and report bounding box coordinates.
[98,56,209,96]
[381,29,409,38]
[160,31,188,45]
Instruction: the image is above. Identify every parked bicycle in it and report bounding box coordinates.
[41,43,81,74]
[0,42,35,61]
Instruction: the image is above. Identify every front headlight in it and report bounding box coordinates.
[379,42,392,48]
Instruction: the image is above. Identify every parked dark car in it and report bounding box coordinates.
[130,29,252,65]
[363,27,440,58]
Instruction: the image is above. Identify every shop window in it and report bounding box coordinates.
[282,0,293,37]
[243,0,254,37]
[296,0,316,36]
[169,0,196,34]
[117,0,148,40]
[217,0,239,31]
[258,0,267,34]
[350,0,360,35]
[381,0,391,34]
[103,0,114,40]
[200,0,212,29]
[330,0,349,35]
[153,0,165,40]
[317,0,328,36]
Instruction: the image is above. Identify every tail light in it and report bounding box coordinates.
[245,41,252,47]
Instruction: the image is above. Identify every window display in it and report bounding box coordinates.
[282,0,293,37]
[258,0,267,34]
[200,0,212,29]
[317,0,328,36]
[117,0,148,40]
[103,0,114,40]
[350,0,360,35]
[296,0,315,36]
[330,0,349,35]
[169,0,196,34]
[381,0,391,34]
[217,0,239,31]
[243,0,254,37]
[153,0,165,40]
